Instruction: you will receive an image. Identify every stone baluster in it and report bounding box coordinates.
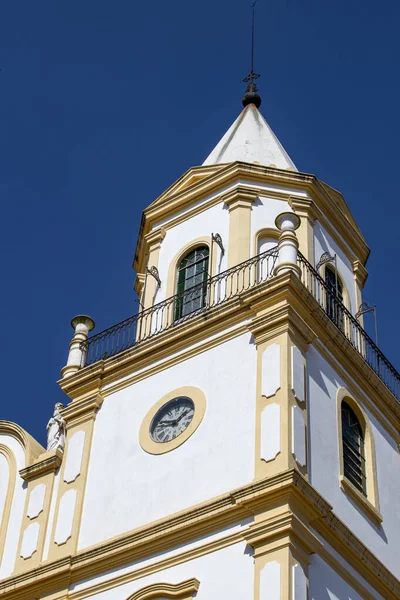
[274,212,301,277]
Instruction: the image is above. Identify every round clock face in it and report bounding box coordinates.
[150,396,195,443]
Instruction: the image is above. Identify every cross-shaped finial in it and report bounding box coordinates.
[243,71,260,93]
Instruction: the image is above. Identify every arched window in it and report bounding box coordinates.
[174,246,209,321]
[325,266,344,330]
[341,401,366,495]
[256,233,279,282]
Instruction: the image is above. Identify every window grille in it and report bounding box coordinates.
[174,247,209,321]
[341,401,366,494]
[325,267,344,330]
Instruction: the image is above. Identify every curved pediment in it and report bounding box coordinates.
[126,578,200,600]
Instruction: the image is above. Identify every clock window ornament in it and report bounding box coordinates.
[150,397,195,443]
[139,386,206,455]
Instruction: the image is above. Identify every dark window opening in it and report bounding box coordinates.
[325,267,344,330]
[341,401,366,495]
[174,247,209,321]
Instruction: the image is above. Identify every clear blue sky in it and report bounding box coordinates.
[1,0,399,446]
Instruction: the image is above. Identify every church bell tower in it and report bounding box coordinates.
[0,78,399,600]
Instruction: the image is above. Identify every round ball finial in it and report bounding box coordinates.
[242,90,262,109]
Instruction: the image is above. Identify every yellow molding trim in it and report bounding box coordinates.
[144,227,166,248]
[252,275,399,433]
[252,227,280,256]
[14,466,60,572]
[287,197,319,222]
[248,305,317,348]
[127,578,200,600]
[61,393,103,427]
[0,421,44,464]
[69,531,242,600]
[148,164,223,209]
[353,259,369,288]
[164,236,216,305]
[340,476,383,526]
[102,323,249,397]
[226,189,254,267]
[58,302,251,399]
[19,449,63,482]
[1,470,399,600]
[245,511,319,560]
[0,444,17,568]
[220,185,258,207]
[134,163,369,274]
[58,274,399,440]
[134,272,146,296]
[287,197,316,264]
[47,412,100,561]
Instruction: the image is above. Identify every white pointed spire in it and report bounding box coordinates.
[203,104,297,171]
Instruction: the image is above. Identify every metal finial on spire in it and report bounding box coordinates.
[242,0,262,108]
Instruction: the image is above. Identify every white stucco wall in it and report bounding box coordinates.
[153,181,307,308]
[154,202,229,305]
[72,520,251,595]
[77,540,253,600]
[250,195,291,255]
[310,531,385,600]
[0,435,26,578]
[314,221,357,313]
[309,554,376,600]
[79,333,256,549]
[307,345,400,576]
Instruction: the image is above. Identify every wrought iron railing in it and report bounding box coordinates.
[81,246,279,366]
[80,246,400,402]
[297,252,400,401]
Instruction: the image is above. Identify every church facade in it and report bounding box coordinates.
[0,98,399,600]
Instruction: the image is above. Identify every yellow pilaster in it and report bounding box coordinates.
[223,187,257,268]
[142,228,166,309]
[288,197,318,264]
[246,499,316,600]
[249,303,315,483]
[14,450,62,572]
[47,394,103,561]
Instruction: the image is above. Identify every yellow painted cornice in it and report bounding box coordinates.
[144,227,166,249]
[0,421,44,465]
[219,185,259,209]
[0,470,398,600]
[287,196,319,222]
[58,304,250,400]
[148,164,224,207]
[133,162,369,274]
[245,511,320,564]
[247,303,317,350]
[134,228,166,274]
[61,393,103,427]
[58,273,399,439]
[134,272,146,296]
[19,449,63,482]
[353,259,369,288]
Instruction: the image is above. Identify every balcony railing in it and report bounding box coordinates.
[81,246,279,366]
[80,247,400,402]
[297,253,400,401]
